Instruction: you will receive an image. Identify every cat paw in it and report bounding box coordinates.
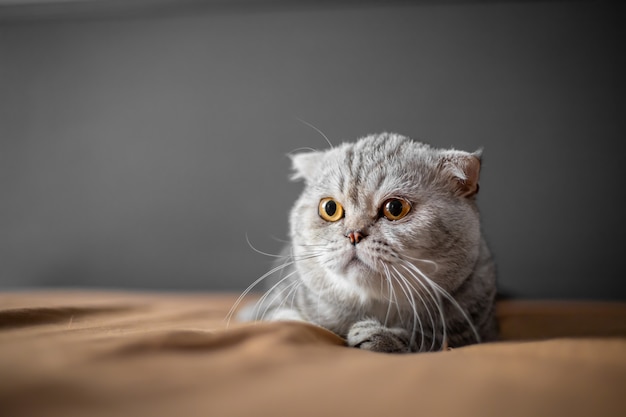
[347,319,411,353]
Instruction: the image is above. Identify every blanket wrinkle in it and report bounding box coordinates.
[1,291,625,417]
[102,322,343,357]
[0,305,135,329]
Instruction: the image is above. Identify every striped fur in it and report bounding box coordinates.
[240,133,497,353]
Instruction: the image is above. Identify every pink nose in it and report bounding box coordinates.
[347,231,366,245]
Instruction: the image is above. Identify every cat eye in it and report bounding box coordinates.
[382,198,411,221]
[318,197,344,222]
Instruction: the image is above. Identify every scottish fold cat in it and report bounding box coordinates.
[235,133,497,353]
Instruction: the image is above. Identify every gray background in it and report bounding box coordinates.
[1,0,624,300]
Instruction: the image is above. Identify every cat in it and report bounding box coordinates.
[235,132,498,353]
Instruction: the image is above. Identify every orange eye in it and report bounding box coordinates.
[318,198,344,222]
[382,198,411,221]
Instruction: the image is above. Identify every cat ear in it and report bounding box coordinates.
[289,151,324,181]
[439,149,482,198]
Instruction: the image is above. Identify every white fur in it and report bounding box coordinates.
[237,133,497,352]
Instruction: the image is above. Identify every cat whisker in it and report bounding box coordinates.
[392,265,426,351]
[400,254,440,272]
[245,233,290,259]
[275,281,303,322]
[241,236,325,319]
[402,260,480,345]
[399,261,447,350]
[288,282,303,313]
[246,236,329,262]
[396,263,439,351]
[379,261,395,327]
[286,245,329,262]
[287,147,320,156]
[381,262,404,327]
[376,261,396,304]
[225,260,298,327]
[316,286,322,324]
[256,273,300,322]
[307,235,336,246]
[295,242,331,248]
[246,248,325,322]
[268,234,291,244]
[295,117,334,149]
[290,253,327,262]
[390,265,425,352]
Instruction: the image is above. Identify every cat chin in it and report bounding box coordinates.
[336,254,382,279]
[321,269,386,304]
[336,245,378,266]
[341,256,372,272]
[332,261,385,292]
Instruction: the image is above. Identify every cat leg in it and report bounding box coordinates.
[346,319,411,353]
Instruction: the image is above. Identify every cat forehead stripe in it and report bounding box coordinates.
[240,132,495,353]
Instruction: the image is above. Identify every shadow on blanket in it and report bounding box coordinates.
[1,291,624,417]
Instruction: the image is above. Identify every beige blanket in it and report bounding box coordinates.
[1,291,625,417]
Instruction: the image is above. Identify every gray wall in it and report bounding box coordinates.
[1,1,624,299]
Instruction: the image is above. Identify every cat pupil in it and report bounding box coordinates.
[325,200,337,216]
[387,199,403,217]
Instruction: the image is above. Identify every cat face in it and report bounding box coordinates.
[289,133,483,304]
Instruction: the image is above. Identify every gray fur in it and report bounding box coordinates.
[238,133,497,353]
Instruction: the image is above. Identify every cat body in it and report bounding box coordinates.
[241,133,497,353]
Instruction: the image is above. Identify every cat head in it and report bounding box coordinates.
[288,133,484,304]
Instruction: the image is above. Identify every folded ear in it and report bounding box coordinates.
[289,151,324,182]
[439,149,482,198]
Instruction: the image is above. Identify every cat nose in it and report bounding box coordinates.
[346,230,367,245]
